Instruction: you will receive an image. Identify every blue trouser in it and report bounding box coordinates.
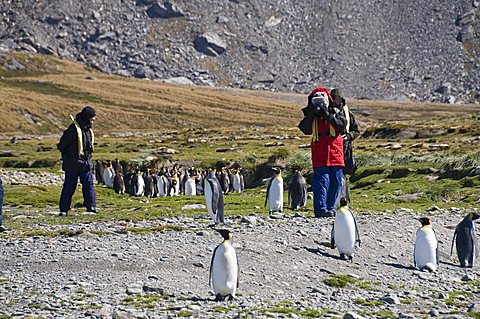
[312,166,343,216]
[0,178,4,225]
[59,169,96,213]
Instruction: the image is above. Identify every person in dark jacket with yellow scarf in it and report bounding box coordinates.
[57,106,97,216]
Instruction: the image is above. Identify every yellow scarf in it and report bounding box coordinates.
[312,118,336,142]
[70,115,94,156]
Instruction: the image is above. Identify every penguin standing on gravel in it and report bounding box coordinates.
[210,229,239,301]
[204,169,225,224]
[450,212,479,268]
[331,198,361,261]
[414,217,439,272]
[265,167,283,213]
[288,169,307,210]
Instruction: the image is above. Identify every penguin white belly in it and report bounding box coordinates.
[414,228,438,271]
[212,243,238,297]
[268,178,283,212]
[103,168,114,188]
[232,175,241,193]
[334,212,357,256]
[204,182,215,220]
[184,179,196,196]
[157,176,167,197]
[135,176,145,196]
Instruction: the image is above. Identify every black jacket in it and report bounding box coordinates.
[57,113,94,171]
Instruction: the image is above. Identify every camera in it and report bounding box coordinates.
[311,96,327,117]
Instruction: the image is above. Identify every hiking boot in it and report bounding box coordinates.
[59,212,68,217]
[317,211,334,218]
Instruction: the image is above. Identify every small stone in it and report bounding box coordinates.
[126,285,143,295]
[343,312,366,319]
[429,308,440,316]
[461,274,474,282]
[381,293,400,305]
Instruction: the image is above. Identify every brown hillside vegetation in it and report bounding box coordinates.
[0,52,478,135]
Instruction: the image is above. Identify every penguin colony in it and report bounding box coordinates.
[94,162,478,300]
[93,159,245,199]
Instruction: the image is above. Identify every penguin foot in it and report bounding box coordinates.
[227,295,235,301]
[340,253,346,260]
[214,294,225,302]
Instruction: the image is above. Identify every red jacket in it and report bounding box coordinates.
[307,88,346,168]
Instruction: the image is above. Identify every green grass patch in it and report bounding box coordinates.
[260,306,326,318]
[322,274,357,288]
[354,298,383,306]
[122,293,169,309]
[365,309,394,318]
[176,310,193,317]
[445,290,474,307]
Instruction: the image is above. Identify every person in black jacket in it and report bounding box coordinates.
[331,88,360,205]
[57,106,97,216]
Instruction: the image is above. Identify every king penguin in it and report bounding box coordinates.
[331,198,361,261]
[450,212,480,268]
[414,217,439,272]
[184,172,197,196]
[131,170,145,197]
[231,169,243,193]
[157,174,169,197]
[288,169,307,210]
[204,169,225,224]
[113,172,125,195]
[265,167,283,213]
[94,160,104,184]
[209,229,239,301]
[103,160,115,188]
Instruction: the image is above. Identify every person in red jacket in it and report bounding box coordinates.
[299,87,347,217]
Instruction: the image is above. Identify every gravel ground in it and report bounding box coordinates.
[0,208,479,319]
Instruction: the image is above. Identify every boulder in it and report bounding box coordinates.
[193,32,227,56]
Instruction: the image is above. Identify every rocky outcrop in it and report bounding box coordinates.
[0,0,479,103]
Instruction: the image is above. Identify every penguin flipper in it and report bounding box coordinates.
[432,227,439,266]
[265,177,273,207]
[209,245,219,287]
[353,212,361,246]
[236,250,240,289]
[450,228,458,256]
[471,227,479,258]
[330,226,336,249]
[216,190,225,224]
[413,240,417,268]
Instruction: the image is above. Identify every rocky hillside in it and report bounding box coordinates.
[0,0,479,104]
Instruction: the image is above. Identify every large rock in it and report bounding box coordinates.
[147,1,185,18]
[193,32,227,56]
